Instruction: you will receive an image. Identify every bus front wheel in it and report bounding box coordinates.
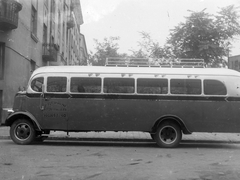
[154,122,182,148]
[10,119,36,145]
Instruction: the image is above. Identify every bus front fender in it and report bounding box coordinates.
[5,111,42,131]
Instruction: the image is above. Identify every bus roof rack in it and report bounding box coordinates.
[105,57,205,68]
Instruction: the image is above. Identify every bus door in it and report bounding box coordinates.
[41,76,69,130]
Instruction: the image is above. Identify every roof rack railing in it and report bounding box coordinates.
[105,57,205,68]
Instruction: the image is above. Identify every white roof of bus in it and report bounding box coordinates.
[31,66,240,77]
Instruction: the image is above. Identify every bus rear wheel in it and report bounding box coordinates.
[10,119,36,145]
[154,122,182,148]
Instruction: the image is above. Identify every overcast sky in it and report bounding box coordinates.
[81,0,240,56]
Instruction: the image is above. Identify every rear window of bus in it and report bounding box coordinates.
[203,79,227,95]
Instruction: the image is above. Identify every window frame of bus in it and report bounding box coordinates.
[136,78,168,95]
[103,77,135,94]
[203,79,227,96]
[46,76,67,93]
[170,79,202,95]
[29,76,45,93]
[70,76,102,94]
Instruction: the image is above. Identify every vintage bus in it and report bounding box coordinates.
[2,64,240,148]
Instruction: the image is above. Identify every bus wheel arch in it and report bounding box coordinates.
[6,113,41,132]
[152,116,191,135]
[152,116,191,148]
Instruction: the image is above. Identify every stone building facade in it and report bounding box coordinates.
[0,0,88,120]
[228,55,240,71]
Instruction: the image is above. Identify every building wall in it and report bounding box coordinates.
[0,0,88,121]
[228,55,240,71]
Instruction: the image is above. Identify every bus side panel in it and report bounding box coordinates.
[67,97,205,132]
[167,99,240,133]
[67,96,240,133]
[187,101,240,133]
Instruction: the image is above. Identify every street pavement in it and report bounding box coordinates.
[1,126,240,144]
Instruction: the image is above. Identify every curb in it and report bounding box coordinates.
[1,135,240,144]
[1,127,240,144]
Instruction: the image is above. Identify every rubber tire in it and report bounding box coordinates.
[154,122,182,148]
[10,119,36,145]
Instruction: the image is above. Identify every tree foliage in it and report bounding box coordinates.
[167,5,240,67]
[88,37,127,66]
[88,5,240,67]
[129,32,175,65]
[130,31,173,59]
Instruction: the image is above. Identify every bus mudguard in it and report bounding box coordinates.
[153,115,192,135]
[6,111,42,131]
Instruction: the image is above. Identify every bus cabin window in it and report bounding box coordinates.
[70,77,101,93]
[170,79,201,95]
[104,78,135,93]
[47,77,67,92]
[204,79,227,95]
[137,78,168,94]
[31,77,44,92]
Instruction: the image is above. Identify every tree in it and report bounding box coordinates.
[129,31,175,65]
[89,36,126,66]
[130,31,172,59]
[167,5,240,67]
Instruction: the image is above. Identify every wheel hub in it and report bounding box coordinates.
[15,124,31,140]
[160,126,177,144]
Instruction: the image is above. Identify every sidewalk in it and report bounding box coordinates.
[1,126,240,143]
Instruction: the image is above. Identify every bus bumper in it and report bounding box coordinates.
[1,108,13,126]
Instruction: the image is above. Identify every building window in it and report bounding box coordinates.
[0,90,2,120]
[30,60,36,72]
[62,23,65,52]
[51,0,55,14]
[235,61,238,70]
[31,5,37,37]
[43,24,47,44]
[58,10,61,43]
[44,0,48,8]
[0,43,5,80]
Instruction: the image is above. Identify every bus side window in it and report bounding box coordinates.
[204,80,227,95]
[137,78,168,94]
[170,79,201,95]
[31,77,44,92]
[104,78,134,93]
[70,77,101,93]
[47,77,67,92]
